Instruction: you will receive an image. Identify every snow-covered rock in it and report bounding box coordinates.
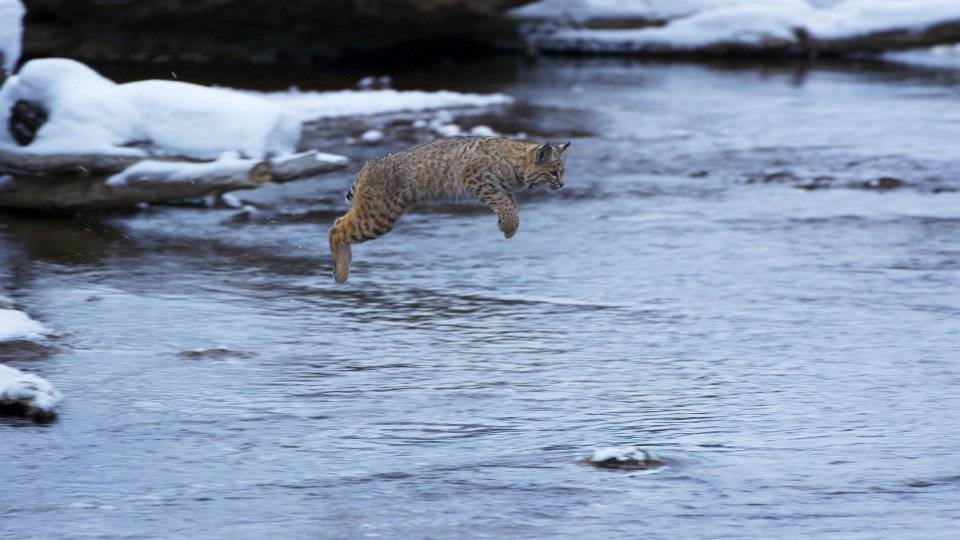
[0,58,302,159]
[517,0,960,55]
[583,446,663,470]
[0,363,61,419]
[0,0,24,75]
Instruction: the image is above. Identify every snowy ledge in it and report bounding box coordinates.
[0,58,512,210]
[513,0,960,57]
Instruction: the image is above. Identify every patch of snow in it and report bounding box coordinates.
[122,80,301,159]
[469,125,497,137]
[253,88,512,120]
[0,363,61,416]
[883,43,960,69]
[433,123,462,137]
[0,58,301,159]
[0,307,51,342]
[511,0,748,24]
[105,152,260,186]
[0,0,24,74]
[360,129,384,144]
[524,0,960,53]
[313,152,349,165]
[589,446,652,463]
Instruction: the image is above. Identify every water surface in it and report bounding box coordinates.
[2,57,960,538]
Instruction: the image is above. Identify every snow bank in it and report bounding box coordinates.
[253,88,513,121]
[0,58,302,159]
[0,0,24,75]
[0,58,513,160]
[511,0,746,25]
[520,0,960,54]
[0,363,61,417]
[0,307,51,342]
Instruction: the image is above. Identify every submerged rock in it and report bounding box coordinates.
[581,446,663,471]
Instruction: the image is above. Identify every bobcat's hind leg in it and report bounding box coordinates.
[328,198,406,283]
[329,216,354,283]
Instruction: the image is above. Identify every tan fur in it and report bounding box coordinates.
[329,136,569,282]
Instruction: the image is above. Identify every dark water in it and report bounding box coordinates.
[3,58,960,538]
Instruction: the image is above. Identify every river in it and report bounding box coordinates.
[2,56,959,538]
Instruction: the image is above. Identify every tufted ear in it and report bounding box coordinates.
[534,143,554,164]
[558,142,570,154]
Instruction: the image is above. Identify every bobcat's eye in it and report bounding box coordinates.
[550,171,559,179]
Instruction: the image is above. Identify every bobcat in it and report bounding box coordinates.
[328,136,570,282]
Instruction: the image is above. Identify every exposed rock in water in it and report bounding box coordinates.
[21,0,530,64]
[9,99,48,146]
[580,446,663,471]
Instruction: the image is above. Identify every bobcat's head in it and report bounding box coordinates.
[524,142,570,191]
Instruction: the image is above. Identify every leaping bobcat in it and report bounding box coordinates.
[328,136,570,282]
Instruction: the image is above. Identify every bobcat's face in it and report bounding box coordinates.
[524,142,570,191]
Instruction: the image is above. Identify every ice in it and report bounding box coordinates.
[0,0,24,74]
[0,363,61,416]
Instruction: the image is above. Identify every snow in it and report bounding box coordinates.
[0,307,51,342]
[0,0,24,74]
[360,129,384,144]
[121,80,300,159]
[589,446,653,463]
[0,363,61,416]
[0,58,513,161]
[511,0,749,24]
[883,43,960,69]
[520,0,960,53]
[105,152,260,186]
[253,88,512,120]
[469,125,497,136]
[0,59,301,159]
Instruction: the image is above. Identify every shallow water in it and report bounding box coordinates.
[3,58,960,538]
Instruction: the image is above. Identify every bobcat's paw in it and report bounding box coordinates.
[498,216,518,239]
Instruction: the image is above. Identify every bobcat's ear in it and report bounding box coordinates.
[558,142,570,154]
[534,143,554,164]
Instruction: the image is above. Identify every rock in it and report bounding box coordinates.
[581,446,663,471]
[21,0,530,64]
[8,99,48,146]
[860,176,905,190]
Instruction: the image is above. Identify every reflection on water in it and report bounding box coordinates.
[2,57,960,538]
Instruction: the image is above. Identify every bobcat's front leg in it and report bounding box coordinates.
[462,171,521,239]
[480,190,520,239]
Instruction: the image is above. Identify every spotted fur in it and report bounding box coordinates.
[329,136,569,282]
